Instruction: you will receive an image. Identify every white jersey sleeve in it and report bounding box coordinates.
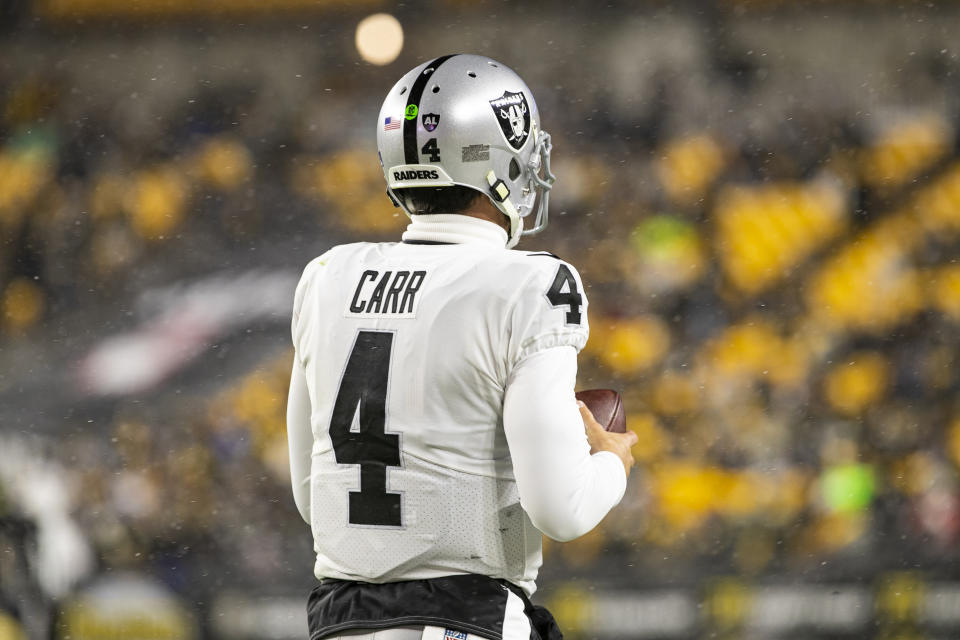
[291,249,335,364]
[505,256,589,369]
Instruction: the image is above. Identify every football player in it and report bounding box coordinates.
[286,54,638,640]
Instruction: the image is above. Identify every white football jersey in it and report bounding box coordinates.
[290,229,588,595]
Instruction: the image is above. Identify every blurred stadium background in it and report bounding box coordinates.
[3,0,960,638]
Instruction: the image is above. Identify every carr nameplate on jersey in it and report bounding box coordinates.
[345,268,428,319]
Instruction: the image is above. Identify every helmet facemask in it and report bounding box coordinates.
[519,127,556,238]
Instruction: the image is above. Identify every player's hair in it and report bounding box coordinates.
[396,186,482,215]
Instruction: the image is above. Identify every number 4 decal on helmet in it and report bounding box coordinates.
[421,138,441,162]
[545,264,582,325]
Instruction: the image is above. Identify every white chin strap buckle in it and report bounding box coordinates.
[487,171,510,203]
[486,170,522,247]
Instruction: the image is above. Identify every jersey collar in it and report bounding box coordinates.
[401,214,508,248]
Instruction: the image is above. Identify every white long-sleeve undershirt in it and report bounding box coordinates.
[287,356,312,525]
[503,346,627,541]
[286,344,627,540]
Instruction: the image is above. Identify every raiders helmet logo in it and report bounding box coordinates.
[489,90,531,150]
[422,113,440,132]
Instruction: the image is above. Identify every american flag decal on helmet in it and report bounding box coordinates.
[383,116,401,131]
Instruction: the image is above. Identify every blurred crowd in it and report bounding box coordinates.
[3,3,960,637]
[546,116,960,580]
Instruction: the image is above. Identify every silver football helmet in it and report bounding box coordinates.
[376,54,555,248]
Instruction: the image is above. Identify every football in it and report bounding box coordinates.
[575,389,627,433]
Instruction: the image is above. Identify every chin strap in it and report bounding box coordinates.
[486,170,523,248]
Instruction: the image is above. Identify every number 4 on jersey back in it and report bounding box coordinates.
[329,330,403,527]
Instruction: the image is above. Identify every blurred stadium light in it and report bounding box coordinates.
[355,13,404,66]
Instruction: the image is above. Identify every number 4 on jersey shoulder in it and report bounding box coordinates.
[545,263,583,325]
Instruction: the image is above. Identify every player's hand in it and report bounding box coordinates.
[579,401,638,478]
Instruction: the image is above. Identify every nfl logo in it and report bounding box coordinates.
[443,631,468,640]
